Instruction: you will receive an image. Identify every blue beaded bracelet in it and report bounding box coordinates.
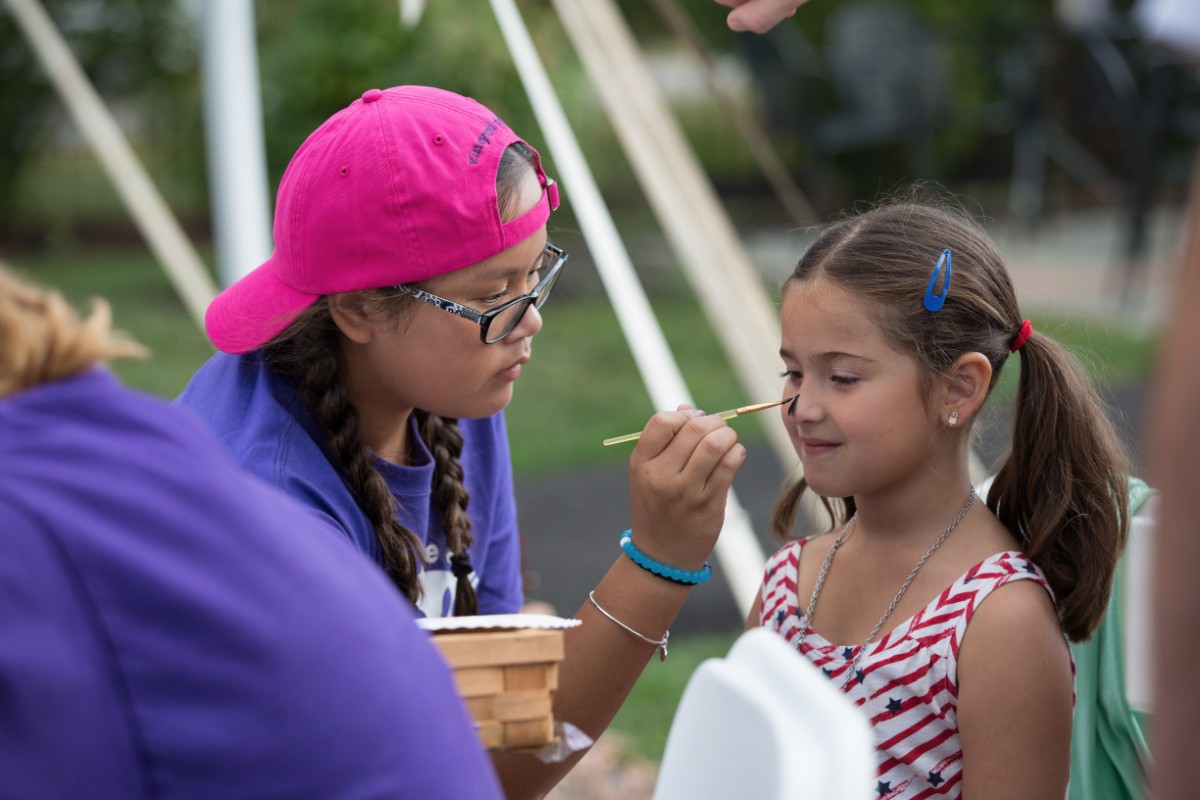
[620,530,712,585]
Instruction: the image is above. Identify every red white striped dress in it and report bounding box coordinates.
[760,541,1063,799]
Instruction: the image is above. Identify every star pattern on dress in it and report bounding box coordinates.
[775,608,787,625]
[761,545,1051,800]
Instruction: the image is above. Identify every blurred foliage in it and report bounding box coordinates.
[0,0,203,240]
[253,0,566,186]
[4,0,1195,247]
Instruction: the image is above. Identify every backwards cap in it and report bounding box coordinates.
[205,85,559,354]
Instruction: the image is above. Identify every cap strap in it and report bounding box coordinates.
[500,177,558,248]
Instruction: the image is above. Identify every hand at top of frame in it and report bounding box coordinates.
[713,0,811,33]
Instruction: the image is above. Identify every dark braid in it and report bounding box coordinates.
[258,141,539,615]
[264,300,425,606]
[417,410,477,616]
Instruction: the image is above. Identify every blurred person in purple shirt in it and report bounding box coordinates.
[0,264,502,799]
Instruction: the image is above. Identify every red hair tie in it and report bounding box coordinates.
[1010,319,1033,352]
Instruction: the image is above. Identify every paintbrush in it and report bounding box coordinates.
[602,396,794,446]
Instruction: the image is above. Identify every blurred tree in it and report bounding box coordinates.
[0,0,202,241]
[254,0,577,191]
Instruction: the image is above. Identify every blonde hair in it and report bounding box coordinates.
[0,264,146,398]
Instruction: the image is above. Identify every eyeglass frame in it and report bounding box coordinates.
[395,244,568,344]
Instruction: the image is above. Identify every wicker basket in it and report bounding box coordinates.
[428,627,565,750]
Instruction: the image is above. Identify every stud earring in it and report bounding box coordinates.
[948,411,960,426]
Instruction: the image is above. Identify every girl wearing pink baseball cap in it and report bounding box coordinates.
[177,85,745,796]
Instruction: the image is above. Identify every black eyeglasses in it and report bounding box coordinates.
[399,244,568,344]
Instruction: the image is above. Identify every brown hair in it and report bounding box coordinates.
[262,142,539,613]
[0,265,145,398]
[769,199,1130,642]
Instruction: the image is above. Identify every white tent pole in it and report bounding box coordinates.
[547,0,992,491]
[647,0,817,227]
[6,0,217,327]
[555,0,788,439]
[488,0,766,617]
[202,0,272,286]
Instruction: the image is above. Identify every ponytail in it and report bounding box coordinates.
[0,266,145,397]
[986,331,1130,642]
[769,476,853,543]
[773,199,1131,643]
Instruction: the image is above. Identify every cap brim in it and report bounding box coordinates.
[205,257,319,354]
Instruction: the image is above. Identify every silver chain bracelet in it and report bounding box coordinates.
[588,590,669,662]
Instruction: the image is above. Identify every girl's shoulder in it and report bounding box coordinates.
[958,550,1050,594]
[763,528,842,580]
[954,552,1074,707]
[766,528,839,560]
[950,551,1062,654]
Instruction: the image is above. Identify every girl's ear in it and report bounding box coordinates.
[327,294,375,344]
[943,352,992,425]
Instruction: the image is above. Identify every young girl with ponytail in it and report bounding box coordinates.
[751,200,1129,799]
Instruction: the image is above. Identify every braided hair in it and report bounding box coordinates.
[262,142,538,613]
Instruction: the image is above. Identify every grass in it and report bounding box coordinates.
[6,241,1160,762]
[606,630,742,763]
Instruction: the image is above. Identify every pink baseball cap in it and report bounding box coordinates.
[205,85,560,354]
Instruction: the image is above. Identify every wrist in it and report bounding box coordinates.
[620,530,713,585]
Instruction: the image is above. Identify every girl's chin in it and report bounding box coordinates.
[802,475,846,500]
[434,388,513,421]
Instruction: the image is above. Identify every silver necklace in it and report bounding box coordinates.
[795,490,976,691]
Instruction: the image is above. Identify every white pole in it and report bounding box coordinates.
[554,0,794,464]
[6,0,218,327]
[202,0,273,286]
[488,0,766,617]
[399,0,426,29]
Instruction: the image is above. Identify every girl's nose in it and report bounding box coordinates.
[511,302,543,340]
[784,387,821,422]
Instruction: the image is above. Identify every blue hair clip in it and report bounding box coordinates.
[923,248,952,312]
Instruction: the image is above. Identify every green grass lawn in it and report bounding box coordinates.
[6,243,1160,763]
[606,630,743,763]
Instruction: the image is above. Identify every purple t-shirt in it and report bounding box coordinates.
[0,369,502,799]
[175,352,523,618]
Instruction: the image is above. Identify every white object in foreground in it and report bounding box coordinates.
[654,627,875,800]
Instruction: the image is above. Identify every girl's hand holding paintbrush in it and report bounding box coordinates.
[625,406,747,573]
[603,397,795,446]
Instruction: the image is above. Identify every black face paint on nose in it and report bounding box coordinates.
[787,394,799,417]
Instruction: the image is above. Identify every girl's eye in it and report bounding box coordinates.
[780,369,802,383]
[831,374,859,387]
[479,291,509,306]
